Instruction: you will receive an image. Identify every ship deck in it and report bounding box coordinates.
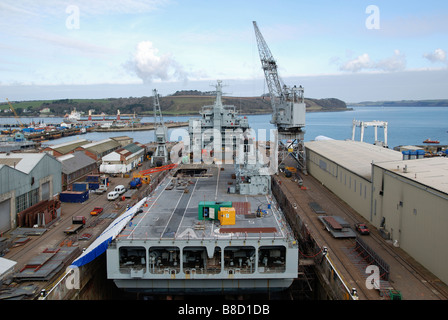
[119,164,291,242]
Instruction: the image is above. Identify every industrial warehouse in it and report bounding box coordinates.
[0,136,148,234]
[305,139,448,286]
[0,153,62,233]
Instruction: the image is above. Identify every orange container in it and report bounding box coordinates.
[218,207,235,226]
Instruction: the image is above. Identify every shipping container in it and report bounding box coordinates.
[59,191,89,203]
[88,182,100,190]
[72,182,88,192]
[198,201,232,221]
[86,174,100,182]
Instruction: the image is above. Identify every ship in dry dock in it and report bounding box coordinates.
[102,81,299,295]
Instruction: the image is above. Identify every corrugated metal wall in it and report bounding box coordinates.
[306,149,372,221]
[372,165,448,285]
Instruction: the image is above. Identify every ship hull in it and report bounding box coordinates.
[112,278,294,295]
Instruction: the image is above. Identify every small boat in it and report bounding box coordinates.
[423,139,440,144]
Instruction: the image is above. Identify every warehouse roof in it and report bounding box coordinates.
[123,142,144,154]
[102,142,144,161]
[373,157,448,195]
[45,139,90,155]
[305,140,403,180]
[57,151,97,175]
[0,153,47,174]
[81,138,120,155]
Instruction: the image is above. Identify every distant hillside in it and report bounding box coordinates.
[0,92,349,117]
[305,98,349,112]
[349,99,448,107]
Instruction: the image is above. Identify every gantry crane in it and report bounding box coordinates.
[151,89,169,167]
[253,21,307,174]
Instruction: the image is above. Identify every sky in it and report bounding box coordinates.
[1,0,448,103]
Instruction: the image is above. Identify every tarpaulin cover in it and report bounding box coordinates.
[70,197,147,268]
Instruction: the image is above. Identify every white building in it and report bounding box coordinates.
[99,143,145,174]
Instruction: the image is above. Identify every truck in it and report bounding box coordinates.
[90,207,103,216]
[64,216,86,234]
[129,177,142,189]
[94,184,108,194]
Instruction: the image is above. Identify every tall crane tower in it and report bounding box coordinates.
[253,21,307,174]
[151,89,168,167]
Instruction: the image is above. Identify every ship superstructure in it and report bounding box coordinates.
[188,80,249,161]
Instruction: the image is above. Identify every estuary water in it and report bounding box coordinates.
[2,106,447,149]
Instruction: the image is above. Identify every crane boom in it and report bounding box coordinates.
[6,98,24,129]
[151,89,168,166]
[252,21,284,121]
[252,21,305,133]
[153,89,164,126]
[135,163,177,177]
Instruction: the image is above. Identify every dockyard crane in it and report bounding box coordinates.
[253,21,307,174]
[5,98,25,130]
[151,89,169,167]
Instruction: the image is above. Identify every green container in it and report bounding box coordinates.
[198,201,232,220]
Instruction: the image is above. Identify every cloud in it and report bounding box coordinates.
[339,53,373,72]
[339,50,406,73]
[375,50,406,72]
[423,48,447,64]
[124,41,189,83]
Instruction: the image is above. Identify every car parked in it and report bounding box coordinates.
[354,223,370,235]
[90,207,104,216]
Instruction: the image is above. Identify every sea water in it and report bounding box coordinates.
[3,106,448,149]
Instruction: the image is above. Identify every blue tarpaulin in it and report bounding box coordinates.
[70,197,147,268]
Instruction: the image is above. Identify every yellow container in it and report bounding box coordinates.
[219,207,235,225]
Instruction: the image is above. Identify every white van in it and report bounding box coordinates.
[107,191,119,201]
[114,185,126,195]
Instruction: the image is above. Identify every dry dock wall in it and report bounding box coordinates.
[271,178,354,300]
